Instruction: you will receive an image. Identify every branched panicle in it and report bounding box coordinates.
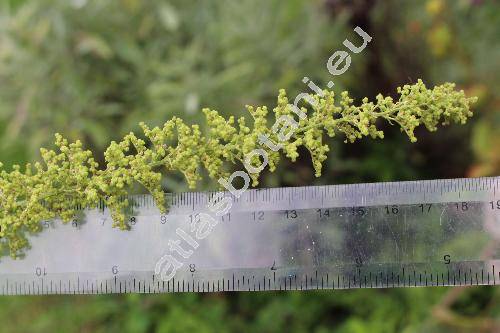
[0,80,477,257]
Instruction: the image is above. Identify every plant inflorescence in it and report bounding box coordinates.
[0,80,477,258]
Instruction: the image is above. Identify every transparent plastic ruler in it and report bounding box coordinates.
[0,177,499,295]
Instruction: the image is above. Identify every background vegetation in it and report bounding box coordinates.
[0,0,498,332]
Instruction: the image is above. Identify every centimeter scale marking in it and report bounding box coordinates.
[0,176,499,295]
[2,264,499,295]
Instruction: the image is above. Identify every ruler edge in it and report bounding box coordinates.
[112,176,500,212]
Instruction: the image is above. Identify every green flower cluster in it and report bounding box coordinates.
[0,80,476,258]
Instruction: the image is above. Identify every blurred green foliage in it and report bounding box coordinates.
[0,0,348,166]
[0,0,498,332]
[370,0,499,177]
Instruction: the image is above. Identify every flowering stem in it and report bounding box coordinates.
[0,80,477,258]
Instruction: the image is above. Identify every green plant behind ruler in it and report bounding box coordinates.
[0,80,477,258]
